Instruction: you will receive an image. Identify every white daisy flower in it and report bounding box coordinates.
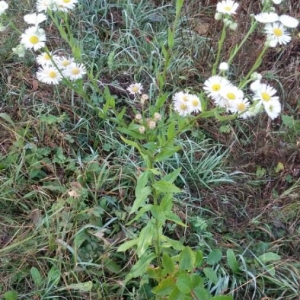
[216,0,239,15]
[24,13,47,26]
[279,15,299,28]
[250,80,262,92]
[36,52,56,66]
[54,0,78,12]
[127,83,143,95]
[173,91,190,103]
[36,0,56,12]
[20,27,46,51]
[272,0,283,4]
[253,83,279,103]
[263,99,281,119]
[255,12,279,24]
[54,56,75,69]
[173,98,191,116]
[265,22,291,46]
[229,98,250,114]
[203,75,230,97]
[221,84,244,102]
[63,62,86,80]
[188,94,202,113]
[36,66,62,85]
[0,1,8,15]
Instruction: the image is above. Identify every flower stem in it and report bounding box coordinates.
[212,24,227,75]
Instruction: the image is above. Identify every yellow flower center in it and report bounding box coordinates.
[44,53,50,60]
[71,67,80,75]
[237,103,246,112]
[227,92,236,100]
[29,35,39,45]
[179,103,188,111]
[62,60,70,67]
[63,0,71,3]
[48,71,57,79]
[212,83,221,92]
[191,99,199,107]
[261,92,271,101]
[273,28,283,37]
[132,86,139,93]
[224,6,232,12]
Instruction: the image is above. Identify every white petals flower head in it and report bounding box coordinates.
[153,112,162,121]
[229,98,250,115]
[221,85,244,102]
[253,83,279,103]
[203,75,230,97]
[272,0,283,4]
[63,62,86,81]
[20,27,46,51]
[265,22,291,46]
[255,12,279,23]
[24,13,47,26]
[263,99,281,119]
[0,1,8,15]
[173,92,192,116]
[55,56,74,69]
[54,0,78,12]
[188,94,202,113]
[36,0,56,12]
[36,52,59,66]
[36,66,62,85]
[250,80,262,92]
[127,83,143,95]
[219,62,229,71]
[279,15,299,28]
[216,0,239,15]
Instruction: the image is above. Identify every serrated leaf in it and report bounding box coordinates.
[130,186,151,214]
[153,180,181,194]
[226,249,240,274]
[179,247,195,271]
[258,252,281,264]
[176,274,192,294]
[152,277,175,295]
[207,249,222,265]
[203,267,218,284]
[125,252,156,283]
[162,253,175,274]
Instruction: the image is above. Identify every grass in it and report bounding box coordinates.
[1,0,300,299]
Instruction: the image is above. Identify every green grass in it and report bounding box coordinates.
[1,0,300,299]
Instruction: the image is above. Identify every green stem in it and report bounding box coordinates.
[227,19,258,65]
[239,45,268,89]
[212,25,227,75]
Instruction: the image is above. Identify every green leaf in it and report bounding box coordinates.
[226,249,240,274]
[47,266,61,286]
[162,168,182,183]
[127,204,152,225]
[104,258,121,274]
[136,171,150,194]
[162,253,175,274]
[137,222,155,256]
[203,267,218,284]
[117,238,138,252]
[169,287,186,300]
[168,27,175,48]
[4,291,18,300]
[179,247,195,271]
[190,274,204,289]
[153,180,181,194]
[258,252,281,264]
[281,114,294,128]
[195,250,204,267]
[165,211,186,227]
[207,249,222,265]
[176,274,192,294]
[212,296,233,300]
[152,277,175,295]
[130,186,151,214]
[162,236,185,251]
[192,287,212,300]
[0,113,15,127]
[160,194,173,211]
[58,281,93,292]
[155,93,168,109]
[30,267,43,287]
[154,146,182,162]
[125,252,156,283]
[167,118,176,140]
